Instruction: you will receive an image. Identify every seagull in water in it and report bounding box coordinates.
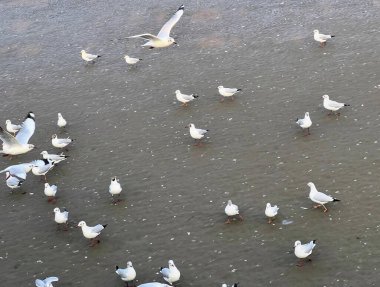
[116,261,136,287]
[222,284,239,287]
[124,55,142,65]
[129,5,184,49]
[224,200,243,224]
[32,159,56,182]
[109,176,122,204]
[218,86,242,101]
[137,283,171,287]
[294,240,317,267]
[307,182,340,212]
[322,94,350,115]
[265,203,279,224]
[57,113,67,128]
[0,112,35,156]
[5,171,25,189]
[44,183,58,203]
[81,50,101,62]
[41,151,69,163]
[35,277,59,287]
[52,134,74,149]
[313,30,335,47]
[296,112,312,135]
[78,220,107,246]
[1,162,33,190]
[160,260,181,285]
[188,123,208,145]
[5,119,21,136]
[53,207,69,230]
[175,90,198,106]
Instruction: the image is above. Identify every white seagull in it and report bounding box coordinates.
[41,151,69,163]
[294,240,317,266]
[296,112,312,135]
[32,159,56,182]
[222,284,239,287]
[160,260,181,285]
[57,113,67,128]
[52,134,74,149]
[0,112,35,156]
[116,261,136,287]
[44,183,58,202]
[109,176,122,203]
[322,95,349,115]
[307,182,340,212]
[265,203,279,224]
[78,220,107,246]
[313,30,335,47]
[129,5,184,49]
[81,49,101,62]
[175,90,198,106]
[138,283,171,287]
[218,86,242,101]
[0,162,33,179]
[5,120,21,135]
[35,277,59,287]
[53,207,69,230]
[5,171,25,189]
[224,200,243,224]
[124,55,142,65]
[188,123,208,145]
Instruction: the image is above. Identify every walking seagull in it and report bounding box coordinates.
[307,182,340,212]
[224,200,243,224]
[218,86,242,101]
[81,50,101,62]
[128,5,184,49]
[296,112,312,135]
[116,261,136,287]
[78,221,107,246]
[109,176,123,204]
[265,203,279,224]
[322,95,350,115]
[188,123,208,145]
[313,30,335,47]
[53,207,69,230]
[175,90,198,106]
[160,260,181,285]
[294,240,317,266]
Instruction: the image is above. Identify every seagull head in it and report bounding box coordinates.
[168,260,175,267]
[5,120,10,124]
[53,207,60,213]
[227,199,232,205]
[80,50,86,54]
[41,151,48,155]
[111,176,117,182]
[27,144,35,151]
[58,113,63,118]
[313,29,319,34]
[294,240,301,247]
[175,90,180,94]
[28,112,35,118]
[78,221,86,227]
[305,112,310,117]
[168,37,176,44]
[124,55,129,59]
[52,134,57,139]
[322,94,329,100]
[127,261,133,267]
[188,123,194,129]
[307,182,315,188]
[218,86,224,90]
[44,183,50,188]
[266,202,271,208]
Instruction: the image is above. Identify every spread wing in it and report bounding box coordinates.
[16,114,35,144]
[35,279,46,287]
[44,277,59,285]
[157,5,184,38]
[0,127,19,146]
[128,33,161,41]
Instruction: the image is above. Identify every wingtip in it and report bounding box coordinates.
[344,104,350,106]
[333,198,340,202]
[115,265,119,270]
[178,4,184,11]
[331,35,335,37]
[103,224,108,228]
[237,89,242,92]
[194,95,199,98]
[313,239,317,244]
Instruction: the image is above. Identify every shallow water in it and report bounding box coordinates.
[1,0,380,286]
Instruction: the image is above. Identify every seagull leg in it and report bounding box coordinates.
[238,214,244,221]
[268,218,272,224]
[64,222,69,231]
[296,259,304,267]
[231,95,234,101]
[307,128,310,135]
[322,205,328,212]
[44,174,48,182]
[225,217,231,224]
[220,97,225,102]
[313,204,321,209]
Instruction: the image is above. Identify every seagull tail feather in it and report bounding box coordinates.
[344,104,350,106]
[333,198,340,202]
[331,35,335,37]
[237,89,242,92]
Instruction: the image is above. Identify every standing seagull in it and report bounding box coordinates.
[160,260,181,285]
[175,90,198,106]
[322,95,349,115]
[52,134,74,149]
[78,221,107,246]
[32,159,56,182]
[0,112,35,156]
[294,240,317,267]
[44,183,58,202]
[218,86,242,101]
[296,112,312,135]
[5,120,21,136]
[57,113,67,128]
[81,50,101,62]
[35,277,59,287]
[53,207,69,230]
[307,182,340,212]
[116,261,137,287]
[224,200,243,224]
[124,55,142,65]
[109,176,123,204]
[265,203,279,224]
[222,284,239,287]
[5,172,25,189]
[41,151,69,163]
[188,123,208,145]
[128,5,184,49]
[313,30,335,47]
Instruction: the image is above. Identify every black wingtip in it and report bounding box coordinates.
[193,95,199,98]
[233,283,239,287]
[295,118,299,122]
[313,239,317,244]
[26,112,35,120]
[103,224,108,228]
[0,126,3,132]
[344,104,350,106]
[139,59,143,61]
[178,4,184,11]
[331,35,335,37]
[160,267,164,270]
[237,89,242,92]
[115,265,119,270]
[333,198,340,202]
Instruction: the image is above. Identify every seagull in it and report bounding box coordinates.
[52,134,74,149]
[32,159,56,182]
[137,283,171,287]
[124,55,142,65]
[296,112,312,135]
[57,113,67,128]
[160,260,181,285]
[0,162,33,179]
[81,50,101,62]
[222,284,239,287]
[5,120,21,136]
[307,182,340,212]
[44,183,58,203]
[0,112,35,156]
[116,261,136,287]
[188,123,208,145]
[53,207,69,230]
[109,176,122,204]
[294,240,317,266]
[35,277,59,287]
[218,86,242,101]
[128,5,184,49]
[175,90,198,106]
[5,171,25,189]
[41,151,69,163]
[313,30,335,47]
[265,203,279,224]
[78,221,107,246]
[224,200,243,224]
[322,95,350,115]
